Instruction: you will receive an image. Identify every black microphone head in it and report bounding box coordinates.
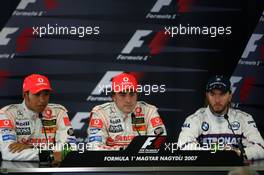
[224,114,229,120]
[39,113,43,118]
[131,112,135,118]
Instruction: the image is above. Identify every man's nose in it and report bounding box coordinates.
[39,95,46,102]
[124,94,132,102]
[214,95,221,103]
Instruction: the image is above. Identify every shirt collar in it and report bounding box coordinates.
[112,102,137,118]
[206,106,225,121]
[22,100,39,119]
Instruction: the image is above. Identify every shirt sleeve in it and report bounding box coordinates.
[177,115,203,150]
[146,107,167,136]
[0,112,39,161]
[55,108,77,151]
[86,110,120,151]
[242,114,264,160]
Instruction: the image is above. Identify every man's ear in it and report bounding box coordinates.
[112,94,116,102]
[229,92,232,102]
[23,92,28,99]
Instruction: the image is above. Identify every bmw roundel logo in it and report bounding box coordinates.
[201,121,209,131]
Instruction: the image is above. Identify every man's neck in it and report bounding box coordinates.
[209,106,228,117]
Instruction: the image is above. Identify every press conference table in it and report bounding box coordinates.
[1,136,264,174]
[1,151,264,174]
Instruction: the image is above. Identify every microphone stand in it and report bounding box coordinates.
[224,114,248,162]
[131,113,141,136]
[39,113,53,166]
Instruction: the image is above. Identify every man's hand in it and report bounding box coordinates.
[51,151,62,167]
[8,143,33,153]
[53,151,62,162]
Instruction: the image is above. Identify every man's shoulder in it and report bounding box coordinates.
[137,101,157,110]
[92,102,112,112]
[229,108,252,119]
[47,103,68,112]
[0,104,20,113]
[186,107,207,120]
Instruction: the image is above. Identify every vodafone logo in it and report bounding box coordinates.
[38,78,44,83]
[4,120,10,126]
[151,117,163,127]
[123,77,129,82]
[135,107,142,114]
[90,119,103,128]
[44,108,52,118]
[0,119,13,128]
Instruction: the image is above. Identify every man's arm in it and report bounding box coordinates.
[146,107,167,136]
[87,109,120,151]
[55,107,77,145]
[0,113,39,161]
[242,114,264,160]
[177,114,202,150]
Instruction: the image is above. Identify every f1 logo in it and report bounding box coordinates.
[90,71,123,95]
[0,27,19,45]
[230,76,242,94]
[241,34,263,59]
[121,30,152,54]
[141,137,156,149]
[71,112,90,130]
[151,0,172,13]
[16,0,36,10]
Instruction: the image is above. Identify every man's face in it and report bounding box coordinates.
[24,90,50,113]
[206,89,232,115]
[112,91,138,115]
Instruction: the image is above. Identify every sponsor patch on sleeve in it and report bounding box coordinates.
[89,128,101,135]
[67,137,77,143]
[182,123,190,128]
[63,117,71,126]
[88,136,102,142]
[151,117,163,128]
[0,120,13,129]
[2,134,16,141]
[132,125,146,132]
[90,119,103,129]
[67,128,75,136]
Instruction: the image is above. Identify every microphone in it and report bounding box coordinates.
[131,113,141,136]
[224,113,248,161]
[39,113,53,165]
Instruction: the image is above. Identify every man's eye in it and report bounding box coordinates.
[119,92,126,96]
[210,93,215,96]
[129,92,136,96]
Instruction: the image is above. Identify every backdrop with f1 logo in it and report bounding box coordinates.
[0,0,264,141]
